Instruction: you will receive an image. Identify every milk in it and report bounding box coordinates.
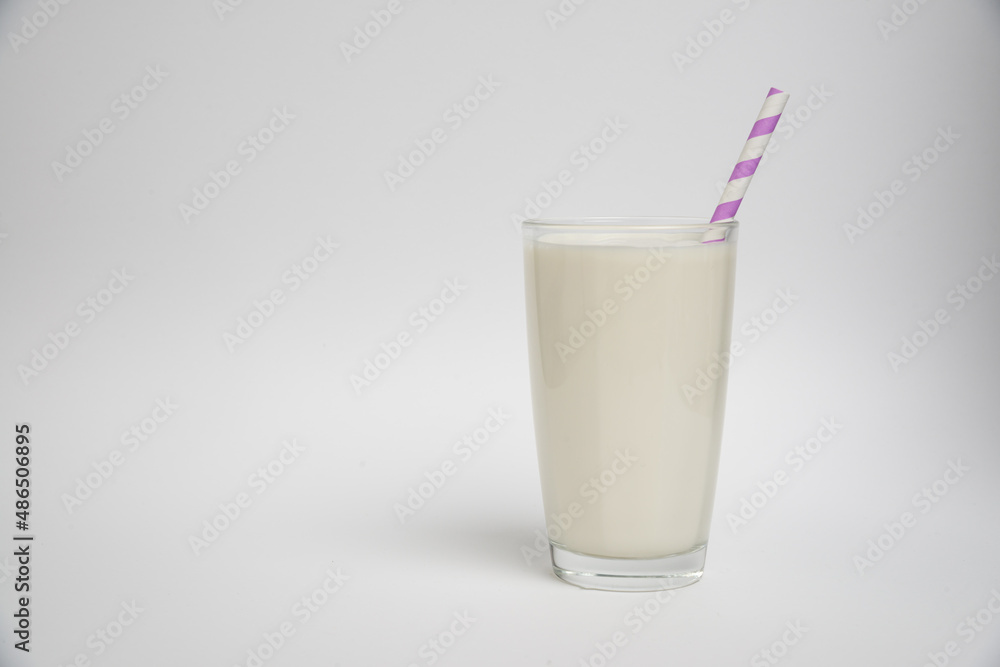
[524,230,737,559]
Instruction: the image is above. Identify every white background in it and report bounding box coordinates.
[1,0,999,665]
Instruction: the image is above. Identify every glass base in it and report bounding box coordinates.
[550,543,707,592]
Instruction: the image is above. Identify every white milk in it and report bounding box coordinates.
[524,231,737,559]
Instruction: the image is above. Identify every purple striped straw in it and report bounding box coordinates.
[710,87,791,224]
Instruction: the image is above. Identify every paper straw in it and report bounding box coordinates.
[710,87,790,224]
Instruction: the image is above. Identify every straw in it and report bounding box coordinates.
[710,87,791,225]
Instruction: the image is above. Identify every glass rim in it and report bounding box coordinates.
[521,216,738,231]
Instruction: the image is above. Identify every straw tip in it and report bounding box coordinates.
[767,87,785,96]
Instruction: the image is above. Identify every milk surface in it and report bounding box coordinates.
[524,231,737,559]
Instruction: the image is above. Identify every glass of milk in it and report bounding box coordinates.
[522,217,738,591]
